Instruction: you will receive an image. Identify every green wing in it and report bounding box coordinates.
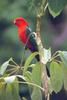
[26,27,38,51]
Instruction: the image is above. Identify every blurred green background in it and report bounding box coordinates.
[0,0,67,64]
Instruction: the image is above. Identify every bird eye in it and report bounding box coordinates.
[17,20,21,23]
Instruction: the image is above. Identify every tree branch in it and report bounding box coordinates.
[35,2,49,100]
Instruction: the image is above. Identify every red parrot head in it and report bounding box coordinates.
[13,17,29,45]
[13,17,28,27]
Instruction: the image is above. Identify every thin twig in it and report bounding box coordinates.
[8,68,19,76]
[11,58,19,66]
[8,64,17,67]
[14,81,44,91]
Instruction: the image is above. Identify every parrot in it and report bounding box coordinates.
[13,17,40,100]
[13,17,40,61]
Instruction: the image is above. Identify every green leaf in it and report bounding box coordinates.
[0,83,6,100]
[60,62,67,90]
[5,84,14,100]
[59,51,67,66]
[48,0,67,17]
[0,60,10,75]
[24,71,32,82]
[43,48,51,64]
[5,78,21,100]
[50,61,63,93]
[23,52,39,74]
[0,76,21,100]
[31,62,41,85]
[31,62,42,100]
[31,88,42,100]
[10,79,21,100]
[63,67,67,90]
[48,78,53,94]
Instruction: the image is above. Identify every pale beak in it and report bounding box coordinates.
[13,20,16,24]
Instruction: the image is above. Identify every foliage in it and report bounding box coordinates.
[0,0,67,63]
[26,0,67,17]
[48,0,67,17]
[0,0,67,100]
[0,50,67,100]
[0,53,43,100]
[50,61,63,93]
